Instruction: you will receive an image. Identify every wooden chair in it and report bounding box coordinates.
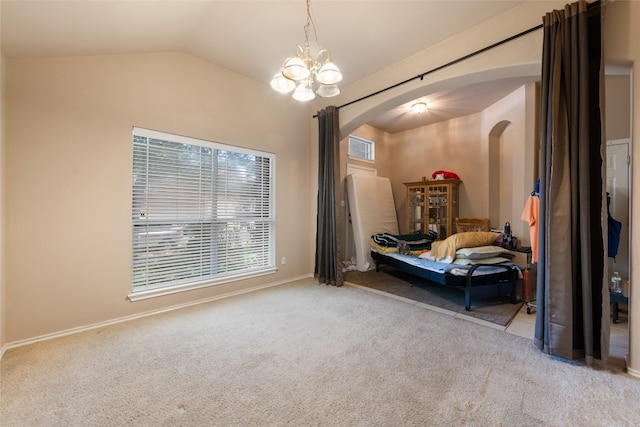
[455,217,490,233]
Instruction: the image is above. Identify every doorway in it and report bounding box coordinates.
[606,139,630,278]
[606,138,631,364]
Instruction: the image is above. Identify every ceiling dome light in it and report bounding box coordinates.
[411,101,428,113]
[270,0,342,101]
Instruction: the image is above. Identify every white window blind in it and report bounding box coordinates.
[131,128,275,296]
[348,135,375,161]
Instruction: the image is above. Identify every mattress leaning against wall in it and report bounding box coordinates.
[346,174,399,271]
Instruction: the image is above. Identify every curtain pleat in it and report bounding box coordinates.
[315,106,343,286]
[535,0,608,364]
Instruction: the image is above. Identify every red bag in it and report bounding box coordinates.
[431,170,460,180]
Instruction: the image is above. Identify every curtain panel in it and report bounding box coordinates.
[315,106,344,286]
[535,0,607,364]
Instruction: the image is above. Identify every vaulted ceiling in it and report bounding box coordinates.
[1,0,539,133]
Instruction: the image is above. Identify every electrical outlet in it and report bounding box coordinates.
[281,256,286,265]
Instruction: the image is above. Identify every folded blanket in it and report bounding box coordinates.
[371,241,400,254]
[371,241,424,256]
[371,232,436,250]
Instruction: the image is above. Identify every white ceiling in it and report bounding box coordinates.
[0,0,538,133]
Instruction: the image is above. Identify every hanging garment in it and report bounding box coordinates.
[521,194,539,264]
[607,193,621,259]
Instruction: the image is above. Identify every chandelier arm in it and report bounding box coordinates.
[315,49,330,64]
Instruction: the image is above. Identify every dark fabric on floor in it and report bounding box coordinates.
[344,265,524,326]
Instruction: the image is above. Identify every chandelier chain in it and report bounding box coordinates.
[304,0,320,50]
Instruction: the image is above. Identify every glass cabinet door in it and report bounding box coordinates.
[450,183,459,234]
[405,179,460,238]
[407,186,426,233]
[427,184,449,238]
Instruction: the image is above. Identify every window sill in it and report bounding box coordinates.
[348,155,375,164]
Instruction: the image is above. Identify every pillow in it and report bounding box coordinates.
[430,232,499,262]
[456,245,508,260]
[453,256,511,265]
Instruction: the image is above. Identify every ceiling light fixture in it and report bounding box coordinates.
[270,0,342,101]
[411,101,428,113]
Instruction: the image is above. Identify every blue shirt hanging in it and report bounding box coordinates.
[607,193,621,259]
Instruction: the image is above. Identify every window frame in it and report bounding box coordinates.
[129,127,276,301]
[348,135,375,162]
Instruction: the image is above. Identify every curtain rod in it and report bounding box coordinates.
[331,23,542,114]
[314,0,601,118]
[312,24,542,119]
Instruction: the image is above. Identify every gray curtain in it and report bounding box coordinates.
[315,106,343,286]
[535,0,608,365]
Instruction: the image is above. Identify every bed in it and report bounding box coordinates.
[370,231,521,311]
[345,172,520,310]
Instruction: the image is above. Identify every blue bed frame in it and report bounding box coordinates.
[370,251,519,311]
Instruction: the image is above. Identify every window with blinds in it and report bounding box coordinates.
[131,127,276,298]
[348,135,375,162]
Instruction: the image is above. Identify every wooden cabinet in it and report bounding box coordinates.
[404,179,461,239]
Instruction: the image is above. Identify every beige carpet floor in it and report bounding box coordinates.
[2,278,639,426]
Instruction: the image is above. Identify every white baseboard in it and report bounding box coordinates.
[626,361,640,379]
[1,274,313,357]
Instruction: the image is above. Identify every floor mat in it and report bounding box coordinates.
[344,265,523,327]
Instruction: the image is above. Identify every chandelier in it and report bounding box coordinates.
[270,0,343,101]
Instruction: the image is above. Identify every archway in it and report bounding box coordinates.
[337,64,540,138]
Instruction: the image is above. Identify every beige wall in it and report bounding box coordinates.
[606,74,632,141]
[481,83,539,242]
[4,52,313,343]
[1,45,5,351]
[389,113,482,234]
[346,125,394,180]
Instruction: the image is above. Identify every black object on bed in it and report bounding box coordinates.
[370,251,519,311]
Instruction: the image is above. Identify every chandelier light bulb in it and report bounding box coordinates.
[282,56,310,81]
[316,60,342,85]
[270,73,296,93]
[292,80,316,102]
[316,84,340,98]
